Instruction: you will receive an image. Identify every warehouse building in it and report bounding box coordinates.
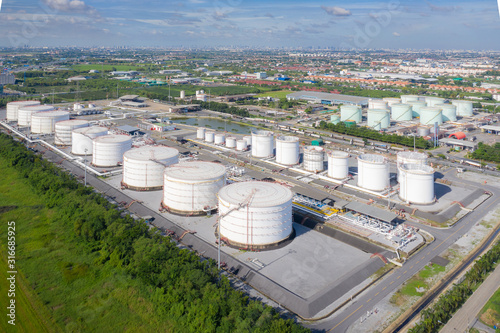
[286,91,369,107]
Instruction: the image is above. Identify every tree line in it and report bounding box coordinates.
[470,142,500,164]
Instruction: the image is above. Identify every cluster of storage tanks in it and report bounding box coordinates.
[6,101,75,134]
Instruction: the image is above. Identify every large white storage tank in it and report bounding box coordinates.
[435,104,457,122]
[252,130,274,158]
[31,111,70,134]
[391,103,413,121]
[236,140,247,151]
[328,151,349,179]
[197,127,206,140]
[214,133,225,145]
[368,99,388,109]
[6,101,40,121]
[400,95,420,104]
[71,126,108,155]
[122,146,179,191]
[357,154,389,192]
[397,151,428,182]
[226,137,237,148]
[276,136,300,165]
[383,97,401,107]
[92,135,132,167]
[408,101,427,118]
[54,119,90,146]
[367,109,390,130]
[243,136,252,147]
[303,146,325,173]
[420,107,443,125]
[340,105,362,123]
[399,164,435,204]
[425,97,445,107]
[162,161,226,214]
[205,131,215,143]
[17,105,54,126]
[218,181,293,248]
[451,100,473,117]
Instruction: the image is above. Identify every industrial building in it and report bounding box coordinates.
[286,91,369,107]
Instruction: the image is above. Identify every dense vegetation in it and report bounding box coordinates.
[0,133,307,333]
[408,240,500,333]
[318,120,433,149]
[470,142,500,164]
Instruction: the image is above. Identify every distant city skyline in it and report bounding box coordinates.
[0,0,499,50]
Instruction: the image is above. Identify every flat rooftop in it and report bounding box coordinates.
[345,201,398,223]
[286,91,369,105]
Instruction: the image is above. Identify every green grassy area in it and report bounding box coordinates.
[71,64,149,71]
[479,286,500,328]
[418,263,446,279]
[400,280,428,297]
[255,90,291,99]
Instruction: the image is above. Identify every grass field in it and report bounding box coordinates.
[255,90,291,99]
[71,64,150,71]
[480,286,500,328]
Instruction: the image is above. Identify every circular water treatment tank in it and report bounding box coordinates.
[407,101,427,118]
[163,161,226,214]
[71,126,108,155]
[383,97,401,107]
[54,119,90,146]
[451,100,473,117]
[397,151,428,182]
[92,134,132,167]
[399,164,435,204]
[197,127,206,140]
[330,114,340,124]
[276,136,300,166]
[226,137,237,148]
[31,111,70,134]
[205,131,215,143]
[357,154,389,192]
[252,130,274,158]
[425,97,445,107]
[303,146,325,173]
[367,109,390,130]
[419,107,443,125]
[434,104,457,122]
[236,140,247,151]
[340,105,362,123]
[17,105,55,127]
[122,145,179,191]
[391,103,413,121]
[6,101,40,121]
[218,181,293,248]
[400,95,420,104]
[368,99,388,109]
[328,151,349,179]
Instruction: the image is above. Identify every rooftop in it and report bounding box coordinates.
[345,201,398,223]
[286,91,369,105]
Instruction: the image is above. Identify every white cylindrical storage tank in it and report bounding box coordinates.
[276,136,300,165]
[330,114,341,124]
[226,137,237,148]
[408,101,427,118]
[383,97,401,107]
[303,146,325,173]
[368,99,388,109]
[451,100,473,117]
[162,161,226,214]
[31,111,70,134]
[122,146,179,191]
[400,95,420,104]
[71,126,108,155]
[92,135,132,167]
[218,181,293,248]
[205,131,215,143]
[367,109,390,130]
[397,151,428,182]
[425,97,445,107]
[420,107,443,125]
[340,105,362,123]
[328,151,349,179]
[391,103,413,121]
[214,133,225,145]
[399,164,435,204]
[417,126,431,137]
[73,103,84,111]
[435,104,457,122]
[197,127,206,140]
[54,119,90,146]
[357,154,389,192]
[180,90,186,99]
[236,140,247,151]
[17,105,54,126]
[243,136,252,146]
[251,130,274,158]
[6,101,41,121]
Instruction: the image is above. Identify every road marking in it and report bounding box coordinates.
[397,275,401,280]
[403,270,407,274]
[328,305,364,332]
[375,292,379,296]
[416,261,420,264]
[382,287,387,291]
[390,281,394,285]
[366,299,372,303]
[410,265,414,269]
[427,251,431,255]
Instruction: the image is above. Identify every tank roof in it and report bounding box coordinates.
[164,161,226,181]
[56,119,89,126]
[218,181,293,208]
[124,146,178,161]
[18,105,54,112]
[73,126,108,134]
[32,110,69,117]
[93,134,132,144]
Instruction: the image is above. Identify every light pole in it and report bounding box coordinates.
[217,221,221,271]
[84,148,88,186]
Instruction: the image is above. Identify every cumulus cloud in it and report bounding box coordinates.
[43,0,100,16]
[393,32,400,37]
[321,6,352,17]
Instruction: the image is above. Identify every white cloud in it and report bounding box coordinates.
[321,6,352,17]
[393,32,400,37]
[43,0,99,16]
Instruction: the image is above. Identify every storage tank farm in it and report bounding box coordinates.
[425,97,445,107]
[218,181,293,249]
[162,161,226,215]
[226,137,237,148]
[205,131,215,143]
[31,111,70,134]
[197,127,206,140]
[367,109,390,130]
[236,140,247,151]
[327,151,349,179]
[92,134,132,167]
[452,100,474,117]
[357,154,389,192]
[275,136,300,165]
[400,95,420,104]
[368,99,388,109]
[399,164,435,204]
[71,126,108,155]
[408,101,427,118]
[214,133,225,145]
[17,105,55,127]
[251,130,274,158]
[122,146,179,191]
[382,97,401,107]
[303,146,325,173]
[54,119,90,146]
[435,104,457,122]
[340,105,362,123]
[6,101,40,121]
[390,103,413,121]
[397,151,428,182]
[419,107,443,125]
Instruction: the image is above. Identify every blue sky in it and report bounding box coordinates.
[0,0,499,49]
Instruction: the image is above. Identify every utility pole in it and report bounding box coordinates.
[84,148,88,186]
[52,89,54,105]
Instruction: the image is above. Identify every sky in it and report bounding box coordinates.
[0,0,499,50]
